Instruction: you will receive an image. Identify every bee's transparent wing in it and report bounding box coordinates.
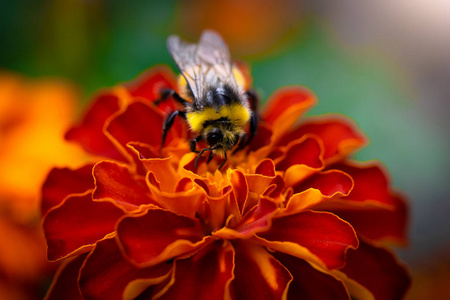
[167,30,236,108]
[167,35,204,102]
[197,30,236,87]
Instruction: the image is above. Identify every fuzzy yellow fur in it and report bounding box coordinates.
[187,105,250,133]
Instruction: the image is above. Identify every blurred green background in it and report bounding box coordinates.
[1,0,449,289]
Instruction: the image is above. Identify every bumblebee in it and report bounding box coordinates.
[160,30,258,169]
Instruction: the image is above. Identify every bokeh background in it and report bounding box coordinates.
[1,0,449,299]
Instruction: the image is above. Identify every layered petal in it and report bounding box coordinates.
[261,86,316,142]
[286,170,353,214]
[43,192,124,260]
[156,240,234,300]
[93,161,157,211]
[274,252,350,300]
[339,240,410,300]
[319,162,408,244]
[229,241,292,300]
[41,164,94,215]
[65,91,126,161]
[117,208,210,267]
[44,253,87,300]
[257,211,358,269]
[278,115,367,163]
[79,236,172,300]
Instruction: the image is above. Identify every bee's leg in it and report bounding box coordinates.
[190,135,202,153]
[206,151,215,164]
[218,151,228,170]
[161,110,186,151]
[155,89,189,106]
[194,147,209,169]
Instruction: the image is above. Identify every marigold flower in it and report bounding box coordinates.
[41,66,410,299]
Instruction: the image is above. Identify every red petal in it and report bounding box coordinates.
[286,170,353,214]
[247,122,273,152]
[262,86,316,129]
[117,208,209,266]
[79,236,172,300]
[274,252,350,300]
[229,241,292,299]
[157,240,234,300]
[230,170,248,216]
[65,92,126,161]
[106,101,166,151]
[276,136,325,187]
[340,240,410,300]
[43,192,124,261]
[213,197,279,240]
[44,253,87,300]
[320,162,408,243]
[93,161,157,211]
[257,211,358,269]
[41,164,94,216]
[292,169,354,196]
[336,162,396,206]
[255,159,276,177]
[276,136,323,171]
[279,116,367,163]
[332,194,408,244]
[125,66,178,111]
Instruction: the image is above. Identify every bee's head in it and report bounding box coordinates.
[204,127,239,152]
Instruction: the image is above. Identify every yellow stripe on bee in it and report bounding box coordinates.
[187,105,250,133]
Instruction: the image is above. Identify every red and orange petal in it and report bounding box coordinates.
[79,236,172,300]
[316,161,409,245]
[43,192,125,261]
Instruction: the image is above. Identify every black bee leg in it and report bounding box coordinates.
[218,151,228,170]
[206,151,215,164]
[161,110,186,151]
[245,111,258,146]
[190,135,203,153]
[195,147,208,169]
[155,89,189,106]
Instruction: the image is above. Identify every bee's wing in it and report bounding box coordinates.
[167,30,236,108]
[197,30,236,86]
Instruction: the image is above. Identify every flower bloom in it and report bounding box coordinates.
[41,66,410,299]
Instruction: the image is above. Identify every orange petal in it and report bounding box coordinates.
[93,161,157,211]
[285,170,354,214]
